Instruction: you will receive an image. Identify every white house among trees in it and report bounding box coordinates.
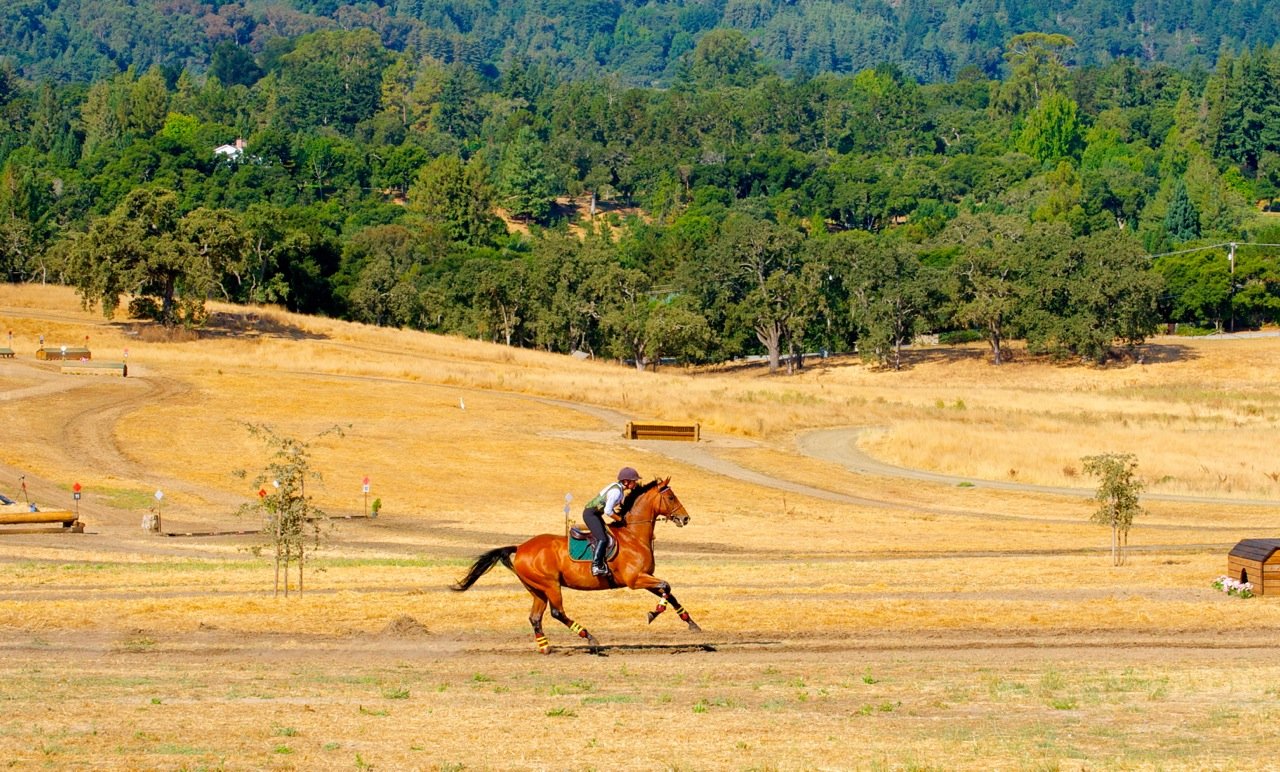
[213,138,245,159]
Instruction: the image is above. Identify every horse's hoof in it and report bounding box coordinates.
[687,621,702,633]
[646,612,658,624]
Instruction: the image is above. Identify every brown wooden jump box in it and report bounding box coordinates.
[1227,539,1280,596]
[61,362,127,377]
[624,421,700,442]
[36,347,91,361]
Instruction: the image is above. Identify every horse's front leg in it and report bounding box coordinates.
[642,581,701,632]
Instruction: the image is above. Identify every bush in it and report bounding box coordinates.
[939,329,985,345]
[128,297,161,321]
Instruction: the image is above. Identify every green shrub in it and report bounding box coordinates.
[939,329,985,344]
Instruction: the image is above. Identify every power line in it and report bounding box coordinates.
[1146,241,1280,260]
[1144,241,1280,331]
[1145,242,1232,259]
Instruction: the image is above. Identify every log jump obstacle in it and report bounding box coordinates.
[623,421,700,442]
[0,508,83,534]
[0,348,14,358]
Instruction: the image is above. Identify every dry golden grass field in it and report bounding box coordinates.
[3,284,1280,771]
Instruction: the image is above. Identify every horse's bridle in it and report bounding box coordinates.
[622,484,687,526]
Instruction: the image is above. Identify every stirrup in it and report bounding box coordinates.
[591,563,610,576]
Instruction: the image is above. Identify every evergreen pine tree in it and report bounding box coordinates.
[1163,180,1201,243]
[498,128,556,224]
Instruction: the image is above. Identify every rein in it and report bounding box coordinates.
[618,486,686,527]
[621,512,672,526]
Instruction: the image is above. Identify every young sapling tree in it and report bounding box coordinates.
[1082,452,1146,566]
[236,423,345,595]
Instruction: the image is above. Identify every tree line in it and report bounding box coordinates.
[3,0,1277,87]
[2,31,1280,371]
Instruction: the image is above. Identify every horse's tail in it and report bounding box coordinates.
[450,546,517,591]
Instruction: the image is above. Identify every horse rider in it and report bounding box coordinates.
[583,466,641,576]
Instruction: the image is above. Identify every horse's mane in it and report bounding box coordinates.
[617,479,660,517]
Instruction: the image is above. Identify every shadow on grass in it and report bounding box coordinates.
[117,310,329,342]
[560,640,791,656]
[564,641,779,656]
[841,340,1204,372]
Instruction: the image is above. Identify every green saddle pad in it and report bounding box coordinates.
[568,532,617,561]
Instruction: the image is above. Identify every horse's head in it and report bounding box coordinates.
[617,477,689,527]
[653,477,689,527]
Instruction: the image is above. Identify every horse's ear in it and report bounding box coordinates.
[661,476,671,486]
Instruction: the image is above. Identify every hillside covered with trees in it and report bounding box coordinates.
[2,10,1280,371]
[4,0,1279,85]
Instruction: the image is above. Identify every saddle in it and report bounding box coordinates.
[567,525,618,562]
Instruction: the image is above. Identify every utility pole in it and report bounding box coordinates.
[1229,242,1237,333]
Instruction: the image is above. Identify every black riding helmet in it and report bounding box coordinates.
[617,466,641,482]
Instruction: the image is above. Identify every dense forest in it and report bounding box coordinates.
[5,0,1280,85]
[2,11,1280,370]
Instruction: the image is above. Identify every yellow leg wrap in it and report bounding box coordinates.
[569,621,587,638]
[536,635,550,652]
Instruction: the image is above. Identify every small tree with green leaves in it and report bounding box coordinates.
[1082,452,1146,566]
[236,423,345,595]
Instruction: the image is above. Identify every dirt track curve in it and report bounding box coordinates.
[797,426,1280,507]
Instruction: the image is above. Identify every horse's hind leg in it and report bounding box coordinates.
[646,584,701,632]
[528,594,551,654]
[545,585,602,655]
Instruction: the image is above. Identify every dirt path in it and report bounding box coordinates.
[526,397,1272,536]
[0,358,222,519]
[57,368,202,495]
[797,426,1280,507]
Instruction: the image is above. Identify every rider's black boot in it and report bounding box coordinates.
[591,539,610,576]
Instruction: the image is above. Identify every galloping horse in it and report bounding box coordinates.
[451,478,701,654]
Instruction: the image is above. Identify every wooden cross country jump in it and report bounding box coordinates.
[624,421,700,442]
[0,508,83,534]
[37,346,91,361]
